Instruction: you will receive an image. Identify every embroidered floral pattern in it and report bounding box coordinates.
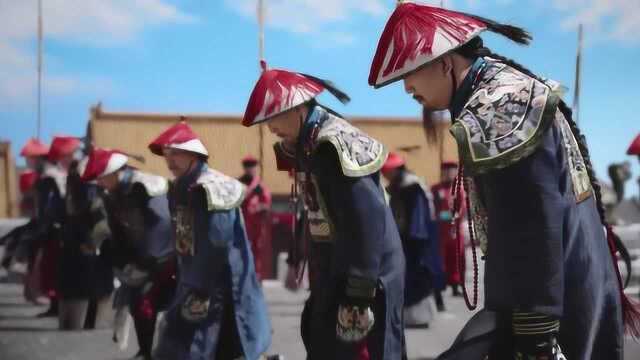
[175,205,195,256]
[181,292,210,323]
[466,179,489,256]
[196,168,245,211]
[336,305,375,343]
[450,60,559,175]
[297,172,332,242]
[556,110,593,202]
[314,112,387,177]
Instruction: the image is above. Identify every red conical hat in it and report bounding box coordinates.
[19,170,38,193]
[242,154,258,166]
[48,136,81,161]
[81,148,128,182]
[369,1,531,88]
[627,134,640,155]
[20,138,49,157]
[243,62,350,127]
[148,121,209,157]
[381,152,406,174]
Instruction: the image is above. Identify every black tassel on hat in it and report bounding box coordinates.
[300,73,351,105]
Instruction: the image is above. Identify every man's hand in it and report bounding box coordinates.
[336,275,377,343]
[336,304,375,343]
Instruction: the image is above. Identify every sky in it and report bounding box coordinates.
[1,0,639,194]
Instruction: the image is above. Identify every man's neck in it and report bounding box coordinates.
[452,54,474,91]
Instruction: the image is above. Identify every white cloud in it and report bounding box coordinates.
[414,0,640,45]
[550,0,640,44]
[0,0,196,45]
[0,0,196,104]
[225,0,387,45]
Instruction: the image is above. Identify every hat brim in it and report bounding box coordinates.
[371,29,485,89]
[150,140,209,158]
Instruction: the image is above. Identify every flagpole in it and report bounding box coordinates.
[37,0,43,140]
[438,0,445,176]
[573,24,583,125]
[257,0,265,179]
[258,0,265,65]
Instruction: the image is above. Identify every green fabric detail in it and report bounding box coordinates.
[196,168,246,211]
[315,136,388,177]
[313,115,388,178]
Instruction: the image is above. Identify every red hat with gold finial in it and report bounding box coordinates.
[148,120,209,158]
[381,152,406,174]
[20,138,49,157]
[369,1,530,88]
[48,136,81,161]
[243,61,350,127]
[81,148,129,182]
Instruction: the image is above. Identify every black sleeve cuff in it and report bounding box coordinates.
[345,275,377,300]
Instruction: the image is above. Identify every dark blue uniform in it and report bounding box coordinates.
[59,161,112,307]
[104,168,175,358]
[438,58,623,360]
[387,171,444,311]
[154,163,271,360]
[278,105,406,360]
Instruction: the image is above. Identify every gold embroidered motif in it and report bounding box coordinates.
[175,205,195,256]
[308,210,331,238]
[181,292,210,323]
[467,179,489,256]
[556,110,592,203]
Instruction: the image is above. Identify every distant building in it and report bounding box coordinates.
[89,103,459,199]
[0,142,19,218]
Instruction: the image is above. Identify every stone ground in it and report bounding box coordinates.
[1,222,639,360]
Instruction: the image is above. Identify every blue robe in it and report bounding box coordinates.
[155,163,271,360]
[282,105,406,360]
[438,58,623,360]
[59,163,112,300]
[104,168,176,356]
[387,171,444,306]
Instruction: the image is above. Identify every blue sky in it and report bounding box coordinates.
[1,0,639,194]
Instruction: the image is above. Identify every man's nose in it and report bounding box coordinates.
[403,79,413,94]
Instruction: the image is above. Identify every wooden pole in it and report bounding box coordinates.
[37,0,43,139]
[257,0,265,179]
[573,24,583,125]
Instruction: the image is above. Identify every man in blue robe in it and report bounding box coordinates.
[59,155,112,330]
[382,152,446,326]
[149,121,273,360]
[368,3,631,359]
[242,65,406,360]
[81,148,176,360]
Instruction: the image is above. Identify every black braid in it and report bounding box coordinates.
[557,101,632,286]
[456,42,633,286]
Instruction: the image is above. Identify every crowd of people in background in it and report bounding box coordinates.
[0,125,469,360]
